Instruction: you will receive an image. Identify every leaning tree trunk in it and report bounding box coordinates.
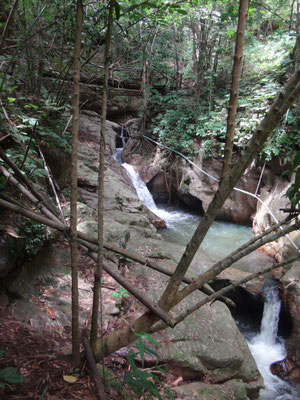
[221,0,249,177]
[70,0,83,366]
[90,0,114,347]
[92,68,300,360]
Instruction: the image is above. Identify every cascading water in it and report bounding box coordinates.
[122,163,158,211]
[247,286,299,400]
[118,159,252,259]
[114,145,299,399]
[113,127,127,164]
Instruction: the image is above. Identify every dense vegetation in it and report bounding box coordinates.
[1,0,298,206]
[0,0,299,397]
[0,0,299,164]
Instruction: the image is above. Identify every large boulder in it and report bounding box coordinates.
[176,150,259,223]
[173,379,251,400]
[125,238,263,399]
[252,166,295,260]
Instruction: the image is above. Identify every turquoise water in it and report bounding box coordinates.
[156,205,253,260]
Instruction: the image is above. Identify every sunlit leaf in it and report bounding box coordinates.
[63,375,78,383]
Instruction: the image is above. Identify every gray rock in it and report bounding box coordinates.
[173,379,251,400]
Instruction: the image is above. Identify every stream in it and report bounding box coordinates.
[118,154,299,400]
[122,162,252,260]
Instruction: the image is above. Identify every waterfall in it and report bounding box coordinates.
[114,145,299,399]
[114,146,253,258]
[248,286,298,400]
[113,127,126,164]
[122,163,158,211]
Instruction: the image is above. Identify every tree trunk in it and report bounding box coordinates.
[221,0,249,177]
[70,0,83,366]
[90,0,114,347]
[0,0,19,54]
[173,23,180,90]
[158,67,300,312]
[93,68,300,360]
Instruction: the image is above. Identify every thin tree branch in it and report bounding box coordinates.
[0,145,60,219]
[0,164,62,224]
[82,332,107,400]
[177,219,300,302]
[150,254,300,332]
[38,147,65,223]
[0,0,19,54]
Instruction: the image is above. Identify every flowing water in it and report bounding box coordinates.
[118,154,299,400]
[246,286,300,400]
[121,161,252,260]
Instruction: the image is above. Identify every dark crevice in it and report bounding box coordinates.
[210,279,293,339]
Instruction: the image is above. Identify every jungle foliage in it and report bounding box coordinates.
[0,0,299,395]
[0,0,298,166]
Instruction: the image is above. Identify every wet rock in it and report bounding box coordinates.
[280,260,300,381]
[271,357,300,385]
[147,209,166,229]
[216,266,264,297]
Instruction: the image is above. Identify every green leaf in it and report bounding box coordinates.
[7,97,16,102]
[165,388,176,399]
[127,352,137,372]
[136,338,145,367]
[144,345,159,358]
[114,1,121,20]
[24,104,39,110]
[0,367,25,383]
[34,169,48,177]
[135,332,161,348]
[176,9,188,15]
[293,153,300,168]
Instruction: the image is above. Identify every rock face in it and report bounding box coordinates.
[122,136,260,223]
[252,166,295,260]
[77,110,163,244]
[177,151,259,223]
[74,113,263,399]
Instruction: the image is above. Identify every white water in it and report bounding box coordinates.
[117,155,299,399]
[248,287,299,400]
[122,163,158,210]
[121,161,252,259]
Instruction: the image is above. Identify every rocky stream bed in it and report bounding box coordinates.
[0,110,300,399]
